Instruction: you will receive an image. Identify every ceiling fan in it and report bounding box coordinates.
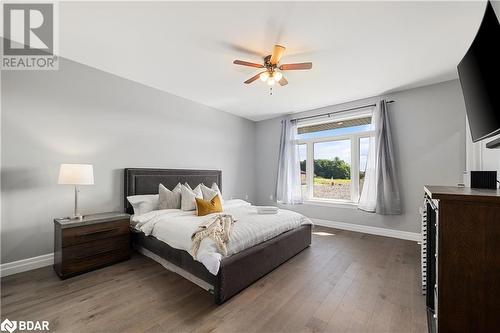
[233,45,312,87]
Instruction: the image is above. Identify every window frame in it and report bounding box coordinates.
[297,109,374,205]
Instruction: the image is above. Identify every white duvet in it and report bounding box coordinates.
[131,200,312,275]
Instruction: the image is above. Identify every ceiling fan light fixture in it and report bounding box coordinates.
[274,71,283,82]
[267,77,275,86]
[260,72,269,82]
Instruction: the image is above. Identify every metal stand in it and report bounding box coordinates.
[72,186,83,220]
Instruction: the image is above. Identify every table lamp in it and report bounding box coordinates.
[58,164,94,220]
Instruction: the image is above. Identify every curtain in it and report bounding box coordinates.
[276,117,302,204]
[358,100,401,214]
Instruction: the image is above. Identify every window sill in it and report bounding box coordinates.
[302,199,358,209]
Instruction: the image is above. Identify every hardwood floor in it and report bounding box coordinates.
[1,226,427,333]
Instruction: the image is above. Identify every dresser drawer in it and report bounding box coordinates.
[60,235,130,276]
[62,219,129,247]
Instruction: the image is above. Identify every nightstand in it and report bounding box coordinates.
[54,212,131,279]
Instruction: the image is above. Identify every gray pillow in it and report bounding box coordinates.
[158,183,182,209]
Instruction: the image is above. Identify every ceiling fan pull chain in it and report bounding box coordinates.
[269,87,273,96]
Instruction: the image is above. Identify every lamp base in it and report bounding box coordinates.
[72,186,83,221]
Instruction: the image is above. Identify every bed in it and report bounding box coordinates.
[125,168,312,304]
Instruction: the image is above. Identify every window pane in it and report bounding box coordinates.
[359,137,370,196]
[313,140,351,200]
[298,144,307,198]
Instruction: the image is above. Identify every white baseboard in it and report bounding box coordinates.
[1,253,54,278]
[312,218,422,242]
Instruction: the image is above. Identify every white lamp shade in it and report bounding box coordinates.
[58,164,94,185]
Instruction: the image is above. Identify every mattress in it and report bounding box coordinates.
[131,199,312,274]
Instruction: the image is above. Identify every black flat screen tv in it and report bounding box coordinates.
[457,1,500,142]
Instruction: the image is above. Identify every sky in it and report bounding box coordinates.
[314,140,351,162]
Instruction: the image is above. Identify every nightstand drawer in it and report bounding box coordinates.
[62,219,129,247]
[63,235,130,260]
[60,235,130,276]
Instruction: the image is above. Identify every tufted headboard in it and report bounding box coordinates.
[124,168,222,214]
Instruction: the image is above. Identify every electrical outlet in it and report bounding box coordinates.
[245,194,249,200]
[269,194,273,201]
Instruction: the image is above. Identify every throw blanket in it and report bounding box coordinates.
[191,214,236,259]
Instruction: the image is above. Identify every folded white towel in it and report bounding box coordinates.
[258,211,278,215]
[256,206,279,214]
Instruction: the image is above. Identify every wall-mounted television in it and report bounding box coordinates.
[457,1,500,145]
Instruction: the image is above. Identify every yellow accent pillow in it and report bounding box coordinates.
[195,195,223,216]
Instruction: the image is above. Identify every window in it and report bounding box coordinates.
[297,109,373,204]
[313,140,351,200]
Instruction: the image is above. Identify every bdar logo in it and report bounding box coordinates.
[0,319,17,333]
[0,319,49,332]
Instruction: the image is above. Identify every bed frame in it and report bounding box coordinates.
[125,168,312,304]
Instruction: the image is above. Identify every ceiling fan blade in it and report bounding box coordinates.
[270,45,286,65]
[233,60,264,68]
[279,62,313,70]
[244,71,266,84]
[278,76,288,86]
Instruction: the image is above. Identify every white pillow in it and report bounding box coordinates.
[181,184,203,211]
[201,183,218,200]
[127,194,159,216]
[158,183,182,209]
[211,183,224,204]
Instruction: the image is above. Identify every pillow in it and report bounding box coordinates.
[181,184,203,211]
[195,195,222,216]
[201,183,218,200]
[158,183,182,209]
[211,183,224,204]
[127,194,159,216]
[184,182,203,199]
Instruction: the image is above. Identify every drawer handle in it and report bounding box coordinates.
[78,227,120,237]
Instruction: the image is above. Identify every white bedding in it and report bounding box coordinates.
[131,199,312,275]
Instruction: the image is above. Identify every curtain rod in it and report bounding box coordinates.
[291,100,394,123]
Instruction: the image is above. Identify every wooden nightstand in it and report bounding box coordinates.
[54,212,131,279]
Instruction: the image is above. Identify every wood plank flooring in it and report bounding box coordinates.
[1,226,427,333]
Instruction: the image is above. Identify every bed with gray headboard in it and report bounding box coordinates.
[125,168,312,304]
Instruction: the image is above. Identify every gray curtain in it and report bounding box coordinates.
[375,100,401,214]
[358,100,401,214]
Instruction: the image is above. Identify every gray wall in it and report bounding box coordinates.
[255,80,466,233]
[1,58,256,264]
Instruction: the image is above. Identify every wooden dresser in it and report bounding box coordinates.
[424,186,500,333]
[54,212,131,279]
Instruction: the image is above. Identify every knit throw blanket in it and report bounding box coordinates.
[191,214,236,259]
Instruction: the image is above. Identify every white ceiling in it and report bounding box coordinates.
[58,1,487,121]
